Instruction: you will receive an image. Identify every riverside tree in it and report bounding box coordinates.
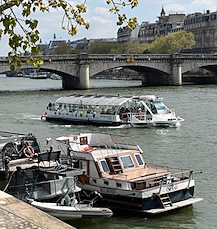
[0,0,138,70]
[148,31,195,54]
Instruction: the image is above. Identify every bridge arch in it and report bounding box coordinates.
[89,64,171,86]
[89,61,171,77]
[182,62,217,74]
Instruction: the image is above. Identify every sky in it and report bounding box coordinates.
[0,0,217,56]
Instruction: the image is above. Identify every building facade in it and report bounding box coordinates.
[118,8,185,44]
[184,10,217,53]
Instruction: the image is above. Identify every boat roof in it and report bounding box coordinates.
[55,94,132,106]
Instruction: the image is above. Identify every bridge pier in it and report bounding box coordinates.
[171,64,182,85]
[61,63,89,90]
[79,64,89,89]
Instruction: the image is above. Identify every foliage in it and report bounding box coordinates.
[122,42,149,54]
[54,43,71,54]
[148,31,195,54]
[106,0,138,29]
[0,0,138,70]
[88,42,120,54]
[54,43,81,54]
[87,41,148,54]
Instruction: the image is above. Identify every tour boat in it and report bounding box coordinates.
[48,132,202,215]
[29,70,48,79]
[42,94,184,127]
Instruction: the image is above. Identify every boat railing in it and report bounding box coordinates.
[170,169,193,181]
[0,152,4,171]
[94,142,121,158]
[88,174,128,184]
[156,170,193,195]
[113,141,140,151]
[126,112,147,122]
[158,175,168,194]
[146,162,170,170]
[100,143,111,158]
[146,162,191,172]
[94,141,139,158]
[86,169,193,193]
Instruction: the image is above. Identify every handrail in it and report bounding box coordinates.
[84,171,193,193]
[146,162,193,172]
[146,162,169,170]
[87,174,128,182]
[170,169,193,178]
[186,170,193,189]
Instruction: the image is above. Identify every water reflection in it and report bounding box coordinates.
[68,206,196,229]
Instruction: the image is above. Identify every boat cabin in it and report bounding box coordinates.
[46,94,170,117]
[49,133,172,191]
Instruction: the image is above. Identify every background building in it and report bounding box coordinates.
[184,10,217,53]
[118,8,185,44]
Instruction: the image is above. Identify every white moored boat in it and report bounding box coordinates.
[42,94,184,127]
[48,133,202,215]
[29,200,113,220]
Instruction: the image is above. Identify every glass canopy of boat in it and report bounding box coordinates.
[50,94,146,115]
[55,95,131,106]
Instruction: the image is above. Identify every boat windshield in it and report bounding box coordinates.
[153,101,166,110]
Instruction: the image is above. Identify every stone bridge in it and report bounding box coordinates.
[1,53,217,89]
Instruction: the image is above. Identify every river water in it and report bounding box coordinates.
[0,74,216,229]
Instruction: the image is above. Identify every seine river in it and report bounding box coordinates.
[0,75,216,229]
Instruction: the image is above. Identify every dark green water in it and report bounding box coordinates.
[0,75,216,229]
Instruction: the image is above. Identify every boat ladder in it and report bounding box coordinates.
[109,156,123,174]
[159,193,173,208]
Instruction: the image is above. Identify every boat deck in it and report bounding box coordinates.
[102,166,169,181]
[8,158,57,171]
[141,197,203,214]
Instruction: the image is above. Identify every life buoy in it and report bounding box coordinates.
[80,147,96,153]
[23,146,35,158]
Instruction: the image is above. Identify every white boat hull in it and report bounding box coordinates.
[30,201,113,220]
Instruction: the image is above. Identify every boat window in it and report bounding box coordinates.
[104,180,109,185]
[80,137,88,145]
[57,103,62,110]
[134,154,144,166]
[80,160,88,175]
[153,102,166,110]
[120,155,134,169]
[117,183,122,188]
[99,159,110,173]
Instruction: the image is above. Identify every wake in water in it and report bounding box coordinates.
[99,124,131,129]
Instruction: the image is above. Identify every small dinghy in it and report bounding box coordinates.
[30,200,113,220]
